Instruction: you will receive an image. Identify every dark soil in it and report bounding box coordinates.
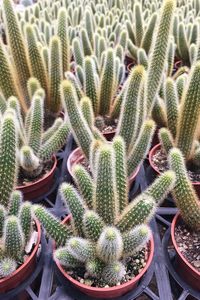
[152,149,200,182]
[175,222,200,272]
[18,160,53,186]
[66,247,149,288]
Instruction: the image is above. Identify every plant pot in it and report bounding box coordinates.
[127,62,135,72]
[54,215,154,299]
[17,155,57,201]
[102,128,116,141]
[149,144,200,197]
[67,147,140,187]
[171,213,200,291]
[174,60,183,70]
[0,219,41,293]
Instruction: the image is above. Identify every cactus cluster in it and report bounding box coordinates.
[0,95,70,180]
[155,61,200,168]
[33,139,176,286]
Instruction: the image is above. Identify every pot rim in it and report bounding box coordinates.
[17,155,57,190]
[0,218,41,284]
[67,147,140,182]
[171,212,200,276]
[54,215,154,293]
[149,143,200,185]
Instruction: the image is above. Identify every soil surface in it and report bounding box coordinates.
[152,149,200,182]
[175,222,200,272]
[66,247,149,288]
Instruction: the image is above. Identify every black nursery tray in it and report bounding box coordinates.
[1,147,200,300]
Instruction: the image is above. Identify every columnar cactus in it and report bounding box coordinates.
[144,0,176,112]
[169,148,200,230]
[33,138,175,287]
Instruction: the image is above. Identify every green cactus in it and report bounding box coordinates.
[137,49,148,70]
[8,191,22,216]
[0,113,18,207]
[61,80,94,160]
[94,145,117,225]
[176,74,187,100]
[127,120,156,176]
[102,261,125,286]
[177,22,190,64]
[4,216,24,259]
[122,225,151,257]
[165,78,178,138]
[141,12,158,54]
[0,40,20,104]
[27,95,43,155]
[176,62,200,160]
[57,8,70,73]
[80,97,95,129]
[27,77,41,101]
[0,258,17,278]
[19,202,32,242]
[145,0,176,112]
[0,94,7,115]
[134,3,144,46]
[80,28,93,56]
[169,148,200,230]
[83,210,104,242]
[19,146,40,178]
[151,97,167,128]
[25,24,49,100]
[113,136,128,213]
[83,57,99,115]
[117,65,145,152]
[86,258,105,278]
[60,183,85,237]
[3,0,31,107]
[54,247,81,268]
[72,38,84,67]
[97,227,123,263]
[167,38,176,77]
[72,165,94,210]
[159,127,174,154]
[49,36,63,114]
[116,195,156,232]
[99,48,115,115]
[68,237,95,262]
[32,205,71,246]
[42,118,63,144]
[39,121,69,161]
[0,206,6,237]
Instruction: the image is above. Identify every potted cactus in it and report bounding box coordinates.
[2,94,70,200]
[169,148,200,291]
[0,111,41,292]
[149,61,200,196]
[61,69,156,185]
[33,140,175,298]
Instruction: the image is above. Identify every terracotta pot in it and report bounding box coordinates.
[0,219,41,293]
[171,213,200,291]
[102,129,116,141]
[149,143,200,197]
[17,155,57,201]
[67,147,140,187]
[54,215,154,299]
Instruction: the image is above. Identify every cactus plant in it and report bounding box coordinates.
[33,139,175,287]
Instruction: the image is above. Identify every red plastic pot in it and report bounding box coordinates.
[67,147,140,187]
[54,215,154,299]
[174,60,183,70]
[17,155,57,201]
[102,128,116,141]
[149,143,200,197]
[0,219,41,293]
[127,62,135,72]
[171,213,200,291]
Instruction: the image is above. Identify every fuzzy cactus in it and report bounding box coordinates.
[80,97,95,129]
[72,165,94,210]
[54,247,81,268]
[169,148,200,229]
[47,36,62,114]
[145,0,176,112]
[0,113,18,207]
[165,78,178,138]
[61,80,94,160]
[19,202,32,242]
[32,205,71,246]
[0,258,17,278]
[0,206,6,237]
[3,0,31,108]
[8,191,22,216]
[83,210,104,242]
[4,216,24,259]
[102,262,125,286]
[141,12,158,54]
[68,237,95,262]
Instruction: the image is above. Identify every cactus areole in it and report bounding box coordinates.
[54,215,154,299]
